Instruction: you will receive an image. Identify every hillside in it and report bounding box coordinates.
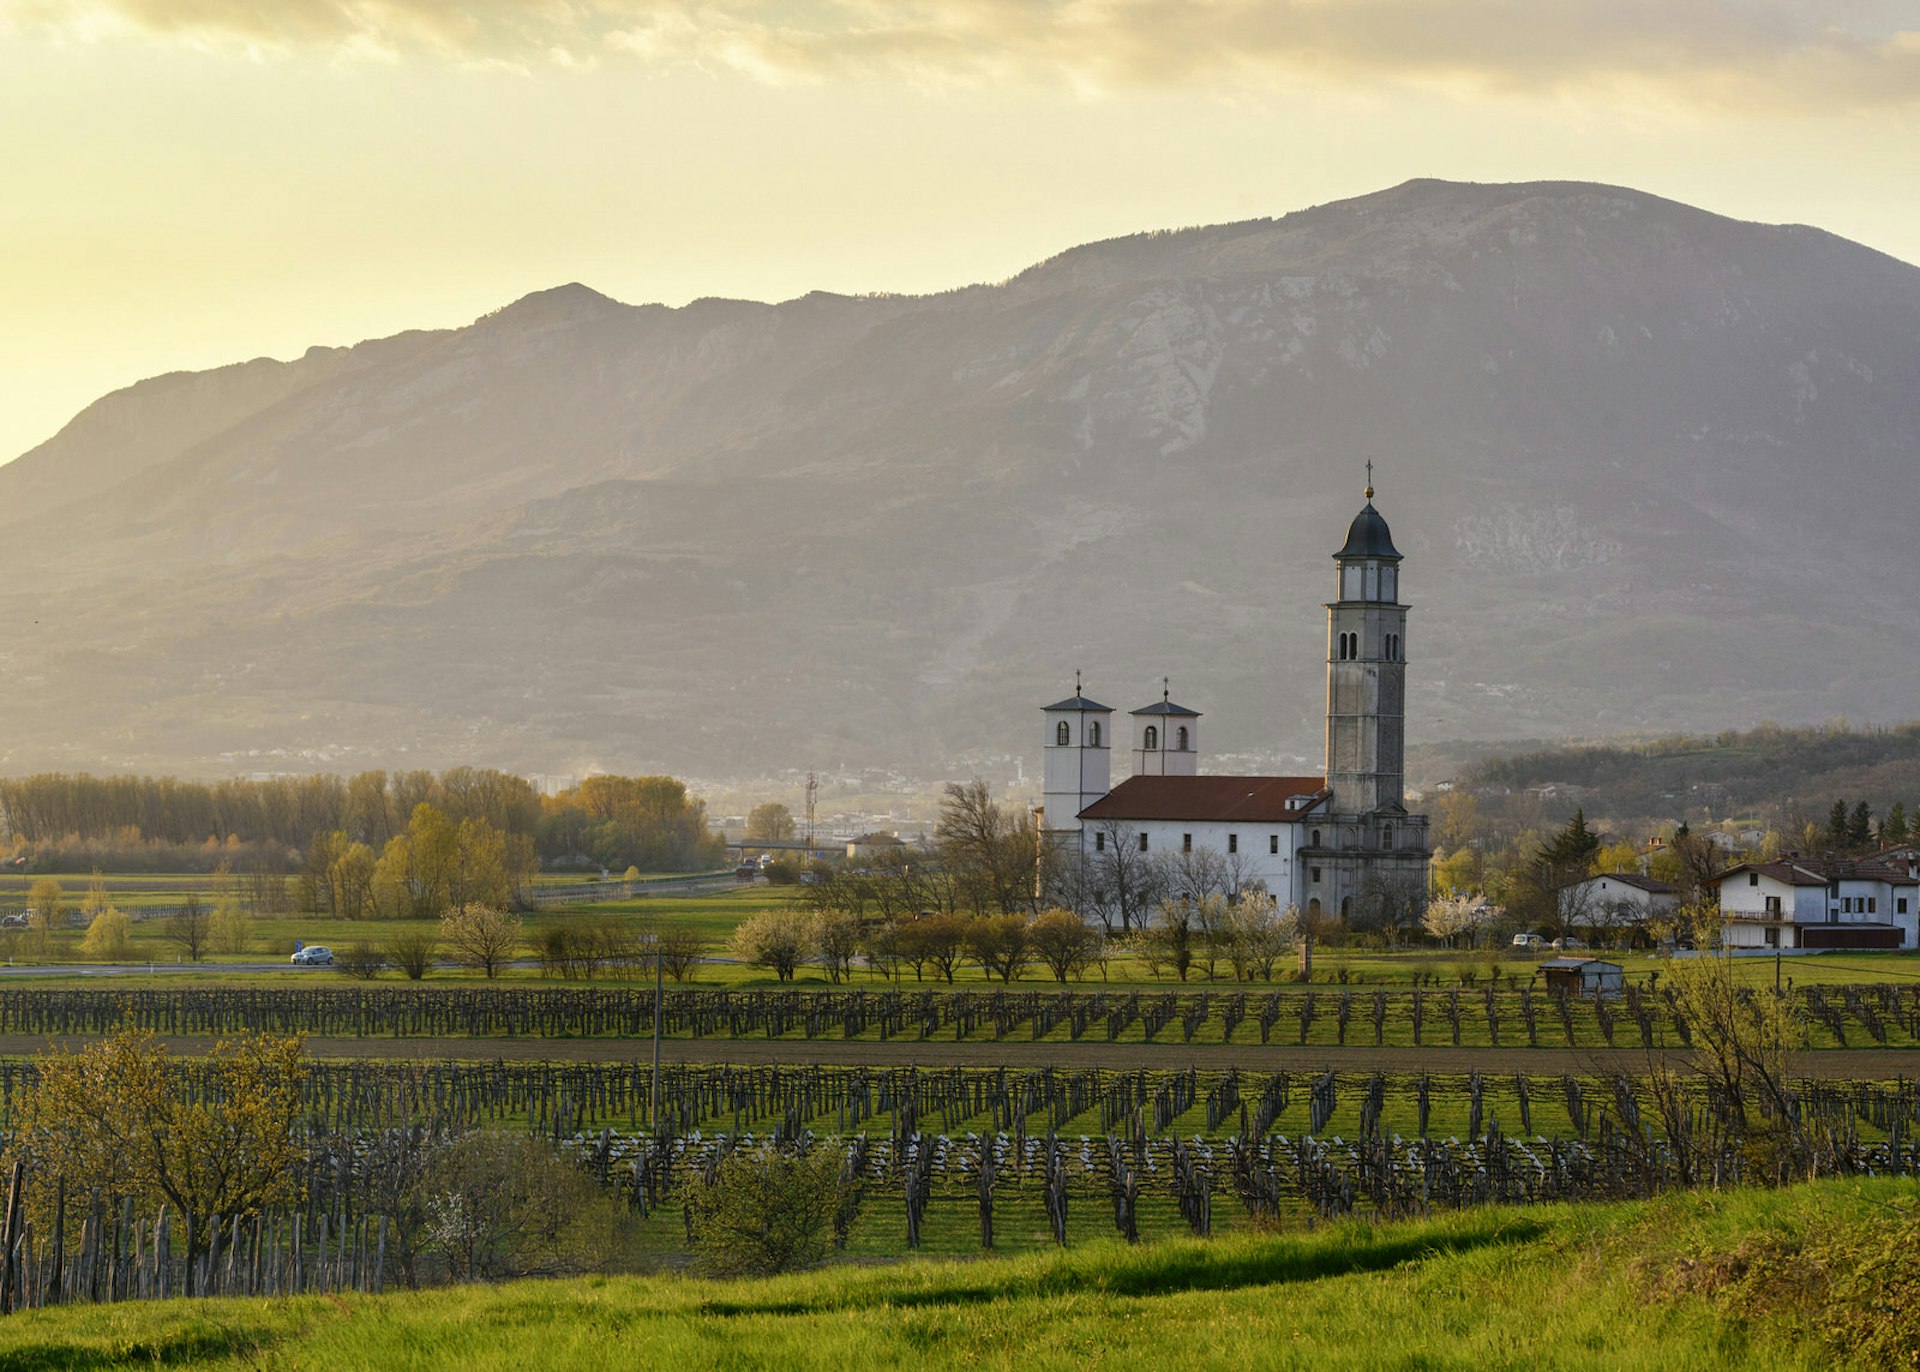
[1457,720,1920,826]
[3,179,1918,778]
[0,1179,1908,1369]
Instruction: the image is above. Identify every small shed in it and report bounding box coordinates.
[1537,957,1624,998]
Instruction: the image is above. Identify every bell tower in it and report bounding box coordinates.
[1324,466,1407,816]
[1131,680,1200,777]
[1041,674,1112,837]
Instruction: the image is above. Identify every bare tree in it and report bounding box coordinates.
[937,780,1046,916]
[1350,872,1428,948]
[651,924,706,982]
[1156,845,1229,906]
[1083,820,1163,935]
[811,909,862,983]
[439,903,522,978]
[164,894,211,963]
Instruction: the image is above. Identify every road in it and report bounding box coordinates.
[0,960,323,977]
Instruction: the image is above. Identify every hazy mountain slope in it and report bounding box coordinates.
[2,179,1916,779]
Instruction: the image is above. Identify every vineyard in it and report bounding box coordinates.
[2,1057,1919,1304]
[0,982,1915,1050]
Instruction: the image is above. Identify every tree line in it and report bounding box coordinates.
[0,769,723,875]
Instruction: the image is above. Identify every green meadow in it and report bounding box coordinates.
[2,1178,1914,1370]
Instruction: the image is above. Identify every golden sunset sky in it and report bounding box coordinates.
[3,1,1918,464]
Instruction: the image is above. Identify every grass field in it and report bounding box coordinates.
[7,872,1920,999]
[1,1177,1912,1369]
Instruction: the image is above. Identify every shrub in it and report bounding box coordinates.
[680,1146,860,1277]
[964,912,1033,983]
[209,897,253,955]
[729,909,810,981]
[424,1131,629,1280]
[78,908,133,961]
[1030,908,1099,983]
[387,930,437,980]
[336,941,388,980]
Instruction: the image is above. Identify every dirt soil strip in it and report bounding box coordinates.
[0,1035,1915,1078]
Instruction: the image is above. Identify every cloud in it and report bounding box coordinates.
[12,0,1920,112]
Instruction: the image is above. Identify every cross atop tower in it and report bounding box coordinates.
[1364,460,1374,501]
[1075,668,1082,696]
[1162,676,1170,704]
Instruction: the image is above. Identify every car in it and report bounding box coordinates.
[1511,933,1547,949]
[291,946,334,966]
[1551,936,1587,951]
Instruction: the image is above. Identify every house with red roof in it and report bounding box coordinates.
[1716,855,1920,949]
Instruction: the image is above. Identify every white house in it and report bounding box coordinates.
[1555,872,1679,937]
[1716,857,1920,950]
[1041,481,1430,921]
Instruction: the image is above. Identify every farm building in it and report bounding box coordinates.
[846,832,906,862]
[1537,958,1624,997]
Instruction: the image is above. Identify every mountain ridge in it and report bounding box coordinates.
[3,178,1916,779]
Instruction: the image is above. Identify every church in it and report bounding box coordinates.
[1039,481,1431,924]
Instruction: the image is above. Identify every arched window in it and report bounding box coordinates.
[1175,726,1188,751]
[1144,725,1158,750]
[1311,829,1322,848]
[1089,721,1101,747]
[1307,897,1323,915]
[1056,720,1070,746]
[1340,896,1351,919]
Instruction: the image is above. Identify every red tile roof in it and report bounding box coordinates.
[1079,775,1327,824]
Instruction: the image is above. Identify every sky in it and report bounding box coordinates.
[2,1,1918,465]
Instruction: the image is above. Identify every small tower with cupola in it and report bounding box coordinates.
[1041,675,1113,837]
[1130,680,1200,777]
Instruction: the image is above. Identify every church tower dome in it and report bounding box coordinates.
[1335,501,1402,561]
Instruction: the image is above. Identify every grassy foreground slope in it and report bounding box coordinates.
[6,1179,1916,1371]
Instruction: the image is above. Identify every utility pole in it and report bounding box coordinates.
[804,771,819,852]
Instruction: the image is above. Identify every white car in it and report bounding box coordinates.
[291,946,334,966]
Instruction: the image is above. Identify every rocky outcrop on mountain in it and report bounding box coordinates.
[2,179,1916,778]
